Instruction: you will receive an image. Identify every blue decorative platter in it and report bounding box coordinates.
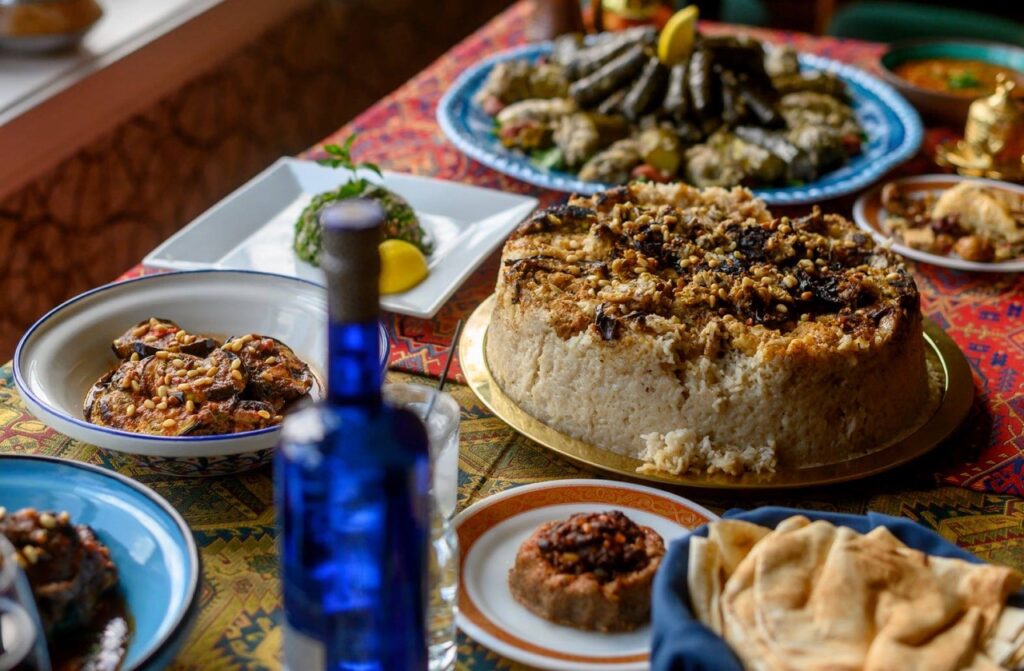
[437,43,924,205]
[0,454,201,670]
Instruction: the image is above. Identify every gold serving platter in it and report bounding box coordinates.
[460,294,974,490]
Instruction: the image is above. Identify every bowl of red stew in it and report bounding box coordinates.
[880,40,1024,125]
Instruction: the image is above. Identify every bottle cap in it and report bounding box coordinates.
[320,199,382,323]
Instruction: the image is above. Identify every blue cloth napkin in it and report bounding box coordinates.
[651,506,1024,671]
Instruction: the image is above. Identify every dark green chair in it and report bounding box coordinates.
[828,2,1024,46]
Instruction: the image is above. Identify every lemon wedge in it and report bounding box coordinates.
[379,239,428,294]
[658,5,699,65]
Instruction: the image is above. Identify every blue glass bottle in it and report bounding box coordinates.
[277,199,430,670]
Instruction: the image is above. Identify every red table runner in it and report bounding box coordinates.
[123,3,1024,496]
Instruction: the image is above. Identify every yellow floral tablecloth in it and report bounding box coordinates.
[1,363,1023,669]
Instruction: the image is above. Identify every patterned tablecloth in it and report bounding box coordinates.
[3,3,1024,669]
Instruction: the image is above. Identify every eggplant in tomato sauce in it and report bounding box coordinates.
[111,318,218,359]
[223,334,313,409]
[86,320,313,436]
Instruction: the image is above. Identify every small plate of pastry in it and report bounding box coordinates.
[453,478,716,670]
[854,174,1024,272]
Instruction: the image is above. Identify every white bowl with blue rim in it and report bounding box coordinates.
[437,43,924,205]
[0,454,201,670]
[14,270,388,477]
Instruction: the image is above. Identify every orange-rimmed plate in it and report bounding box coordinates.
[454,479,716,670]
[853,174,1024,273]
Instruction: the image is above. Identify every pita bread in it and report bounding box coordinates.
[687,516,1024,671]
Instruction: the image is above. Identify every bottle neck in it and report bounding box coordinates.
[327,318,382,406]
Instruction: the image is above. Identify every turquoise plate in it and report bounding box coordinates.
[438,43,923,205]
[0,455,201,670]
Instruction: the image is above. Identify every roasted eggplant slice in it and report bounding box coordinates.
[223,334,314,408]
[85,361,203,435]
[188,399,279,435]
[84,371,135,429]
[569,44,647,108]
[112,318,218,360]
[141,348,247,404]
[230,400,281,433]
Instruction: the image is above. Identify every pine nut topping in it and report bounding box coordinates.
[22,545,41,564]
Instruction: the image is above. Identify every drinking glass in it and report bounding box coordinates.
[0,534,51,671]
[383,383,460,671]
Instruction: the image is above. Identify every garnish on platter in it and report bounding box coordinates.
[85,318,315,436]
[688,515,1024,670]
[509,510,665,632]
[294,134,433,293]
[1,506,129,671]
[475,8,864,189]
[881,179,1024,263]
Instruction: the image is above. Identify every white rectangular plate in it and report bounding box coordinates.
[143,157,538,318]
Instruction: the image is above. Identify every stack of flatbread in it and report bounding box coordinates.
[688,516,1024,670]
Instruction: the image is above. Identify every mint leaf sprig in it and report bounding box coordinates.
[317,133,383,178]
